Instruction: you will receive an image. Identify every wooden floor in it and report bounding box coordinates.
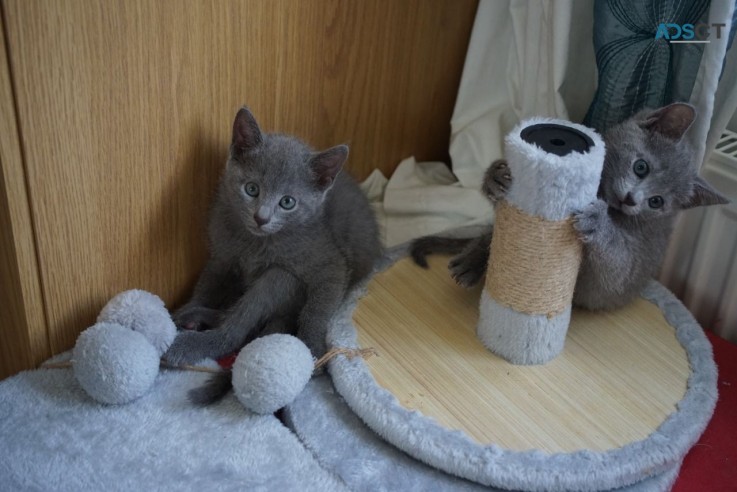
[353,256,690,453]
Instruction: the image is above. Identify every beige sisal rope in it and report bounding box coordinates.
[313,347,378,370]
[486,200,582,318]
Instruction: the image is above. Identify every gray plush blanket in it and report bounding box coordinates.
[0,357,345,492]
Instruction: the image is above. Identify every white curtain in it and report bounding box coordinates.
[450,0,596,189]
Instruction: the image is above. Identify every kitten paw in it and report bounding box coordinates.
[449,255,485,287]
[481,159,513,204]
[163,331,206,366]
[172,305,221,331]
[573,200,609,243]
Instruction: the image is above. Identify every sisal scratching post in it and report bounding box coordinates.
[478,119,605,364]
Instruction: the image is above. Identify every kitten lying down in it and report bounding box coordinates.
[164,107,382,403]
[411,103,729,311]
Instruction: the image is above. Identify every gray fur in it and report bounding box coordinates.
[410,103,729,310]
[164,107,382,373]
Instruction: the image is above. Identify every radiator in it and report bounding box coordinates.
[664,130,737,343]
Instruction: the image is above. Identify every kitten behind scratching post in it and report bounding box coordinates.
[478,120,605,365]
[410,104,730,319]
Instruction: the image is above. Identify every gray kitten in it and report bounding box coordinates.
[411,103,728,311]
[163,107,382,395]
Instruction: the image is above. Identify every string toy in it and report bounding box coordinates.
[43,289,376,412]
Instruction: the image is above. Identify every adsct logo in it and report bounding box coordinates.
[655,22,726,43]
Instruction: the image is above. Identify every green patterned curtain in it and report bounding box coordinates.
[584,0,712,132]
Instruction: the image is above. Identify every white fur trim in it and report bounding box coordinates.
[504,117,605,221]
[477,288,570,365]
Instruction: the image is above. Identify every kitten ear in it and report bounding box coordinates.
[640,103,696,140]
[310,145,348,189]
[232,107,263,154]
[682,176,730,209]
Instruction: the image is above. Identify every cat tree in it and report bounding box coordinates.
[292,120,716,492]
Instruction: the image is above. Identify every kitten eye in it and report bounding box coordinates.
[244,182,259,197]
[648,196,664,209]
[633,159,649,178]
[279,196,296,210]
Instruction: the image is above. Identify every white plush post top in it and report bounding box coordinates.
[504,117,605,221]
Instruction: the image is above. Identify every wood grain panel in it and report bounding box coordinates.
[355,256,690,452]
[2,0,477,358]
[0,13,49,379]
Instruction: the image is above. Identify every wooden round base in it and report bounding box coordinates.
[353,256,690,453]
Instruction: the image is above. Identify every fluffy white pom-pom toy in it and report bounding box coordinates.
[97,289,176,355]
[69,289,177,404]
[73,322,160,404]
[66,290,371,410]
[231,334,314,415]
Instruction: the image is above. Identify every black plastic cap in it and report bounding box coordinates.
[519,123,594,157]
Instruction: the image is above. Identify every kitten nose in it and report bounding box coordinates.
[623,192,636,207]
[253,213,270,227]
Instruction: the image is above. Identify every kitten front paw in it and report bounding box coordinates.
[481,159,513,204]
[573,200,609,243]
[163,331,207,366]
[172,304,221,331]
[449,254,485,288]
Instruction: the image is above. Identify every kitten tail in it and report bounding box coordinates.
[409,236,472,268]
[188,370,233,405]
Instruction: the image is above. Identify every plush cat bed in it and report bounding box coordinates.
[284,377,679,492]
[284,376,506,492]
[0,353,345,491]
[288,246,717,492]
